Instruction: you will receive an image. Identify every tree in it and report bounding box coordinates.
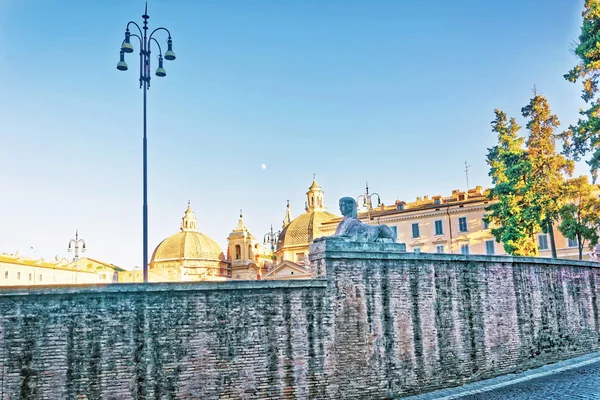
[521,93,574,257]
[485,110,541,256]
[564,0,600,181]
[558,176,600,260]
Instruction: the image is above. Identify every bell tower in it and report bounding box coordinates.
[227,210,260,280]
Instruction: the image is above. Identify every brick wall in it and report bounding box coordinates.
[1,239,600,399]
[0,280,329,399]
[311,239,600,398]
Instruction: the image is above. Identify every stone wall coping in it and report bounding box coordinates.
[309,238,600,268]
[0,278,328,297]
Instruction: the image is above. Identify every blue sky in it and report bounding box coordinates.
[0,0,589,268]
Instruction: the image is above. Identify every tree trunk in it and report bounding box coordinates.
[547,218,558,258]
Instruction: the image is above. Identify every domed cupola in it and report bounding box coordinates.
[276,176,337,260]
[150,203,226,278]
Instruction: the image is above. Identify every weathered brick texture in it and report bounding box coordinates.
[0,239,599,399]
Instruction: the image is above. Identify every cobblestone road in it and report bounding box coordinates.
[461,360,600,399]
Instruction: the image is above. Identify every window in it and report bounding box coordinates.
[235,245,241,260]
[434,199,441,205]
[39,274,42,282]
[485,240,495,255]
[434,220,444,235]
[389,226,398,239]
[458,217,468,232]
[436,245,445,253]
[397,204,404,211]
[411,223,420,238]
[413,247,421,254]
[295,253,305,263]
[568,237,578,248]
[482,214,489,230]
[28,273,32,281]
[4,271,7,279]
[460,244,470,255]
[100,274,107,280]
[17,272,20,280]
[538,234,549,251]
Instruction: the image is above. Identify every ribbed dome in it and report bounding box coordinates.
[151,231,224,263]
[277,210,337,250]
[151,203,224,264]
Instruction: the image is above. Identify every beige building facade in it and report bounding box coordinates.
[0,253,122,286]
[321,185,591,260]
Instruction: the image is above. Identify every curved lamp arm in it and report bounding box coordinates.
[149,37,163,56]
[149,27,172,41]
[371,193,381,206]
[127,21,143,37]
[129,33,142,46]
[356,195,366,207]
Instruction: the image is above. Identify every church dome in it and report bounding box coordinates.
[151,203,225,264]
[277,176,338,250]
[151,231,224,262]
[277,210,337,250]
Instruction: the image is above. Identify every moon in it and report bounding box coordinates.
[261,164,267,170]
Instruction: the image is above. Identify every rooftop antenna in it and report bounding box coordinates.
[465,161,471,191]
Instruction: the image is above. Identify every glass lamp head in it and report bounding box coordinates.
[117,51,128,71]
[121,31,134,53]
[155,56,166,77]
[164,38,176,61]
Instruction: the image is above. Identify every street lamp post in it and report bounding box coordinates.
[356,182,381,221]
[263,224,281,265]
[68,230,86,284]
[116,3,176,283]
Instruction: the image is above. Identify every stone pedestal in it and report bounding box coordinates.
[309,237,406,277]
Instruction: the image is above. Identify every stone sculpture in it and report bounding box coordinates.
[326,197,395,242]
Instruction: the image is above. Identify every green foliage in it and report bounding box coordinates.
[522,94,574,243]
[486,95,572,257]
[564,0,600,181]
[485,110,540,256]
[558,176,600,259]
